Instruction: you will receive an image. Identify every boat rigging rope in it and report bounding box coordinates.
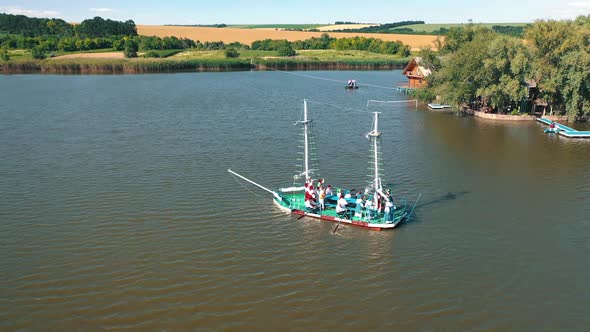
[254,63,398,90]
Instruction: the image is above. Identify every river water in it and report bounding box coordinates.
[1,71,589,331]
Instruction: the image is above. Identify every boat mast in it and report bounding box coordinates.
[368,112,382,193]
[303,99,311,182]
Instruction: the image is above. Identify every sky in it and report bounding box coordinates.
[1,0,589,25]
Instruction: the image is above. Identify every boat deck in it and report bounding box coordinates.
[276,190,407,228]
[537,118,590,138]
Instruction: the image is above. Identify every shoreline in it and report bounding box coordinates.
[0,58,407,75]
[0,58,407,74]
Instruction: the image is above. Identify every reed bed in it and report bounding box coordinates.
[1,56,410,73]
[254,58,409,70]
[0,58,252,74]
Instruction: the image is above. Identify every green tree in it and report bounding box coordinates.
[31,46,46,59]
[525,19,590,118]
[476,35,531,112]
[224,48,240,58]
[1,48,9,61]
[277,44,296,56]
[429,29,495,106]
[124,38,138,58]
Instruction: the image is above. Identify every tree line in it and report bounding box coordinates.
[0,13,137,37]
[252,34,411,56]
[417,17,590,120]
[334,21,424,33]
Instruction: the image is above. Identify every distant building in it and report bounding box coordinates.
[402,57,431,88]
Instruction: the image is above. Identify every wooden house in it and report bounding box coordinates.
[402,57,431,88]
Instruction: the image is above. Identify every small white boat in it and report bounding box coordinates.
[427,103,452,110]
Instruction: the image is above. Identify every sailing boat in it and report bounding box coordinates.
[228,99,419,231]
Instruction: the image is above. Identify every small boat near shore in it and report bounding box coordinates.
[544,127,560,134]
[537,117,590,138]
[427,103,452,110]
[229,100,420,231]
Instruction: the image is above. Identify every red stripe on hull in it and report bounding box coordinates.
[292,209,372,229]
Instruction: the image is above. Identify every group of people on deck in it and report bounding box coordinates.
[347,79,358,88]
[303,178,397,222]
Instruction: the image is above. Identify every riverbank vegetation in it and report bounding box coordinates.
[1,12,412,73]
[415,17,590,121]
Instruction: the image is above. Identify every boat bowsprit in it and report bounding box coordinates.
[229,99,420,231]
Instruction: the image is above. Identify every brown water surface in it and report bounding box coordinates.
[1,71,589,331]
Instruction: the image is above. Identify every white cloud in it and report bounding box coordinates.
[546,1,590,19]
[0,6,60,17]
[568,1,590,8]
[90,8,115,13]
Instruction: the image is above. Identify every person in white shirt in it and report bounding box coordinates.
[336,194,348,218]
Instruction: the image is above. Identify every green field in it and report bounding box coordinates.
[392,23,528,33]
[227,24,324,30]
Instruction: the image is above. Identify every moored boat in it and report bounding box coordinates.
[427,103,452,110]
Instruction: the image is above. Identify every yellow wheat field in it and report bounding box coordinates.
[137,25,439,50]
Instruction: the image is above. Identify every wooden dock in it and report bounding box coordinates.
[537,118,590,138]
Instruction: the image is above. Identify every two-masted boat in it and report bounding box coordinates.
[229,100,419,231]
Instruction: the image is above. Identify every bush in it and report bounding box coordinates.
[142,49,182,58]
[143,50,160,58]
[123,39,138,58]
[31,46,46,59]
[1,49,9,61]
[277,44,296,56]
[225,48,240,58]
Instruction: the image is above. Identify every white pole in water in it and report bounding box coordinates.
[303,99,310,182]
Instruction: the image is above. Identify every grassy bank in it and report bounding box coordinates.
[0,58,252,74]
[0,49,410,73]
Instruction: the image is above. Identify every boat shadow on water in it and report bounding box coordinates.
[410,190,470,219]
